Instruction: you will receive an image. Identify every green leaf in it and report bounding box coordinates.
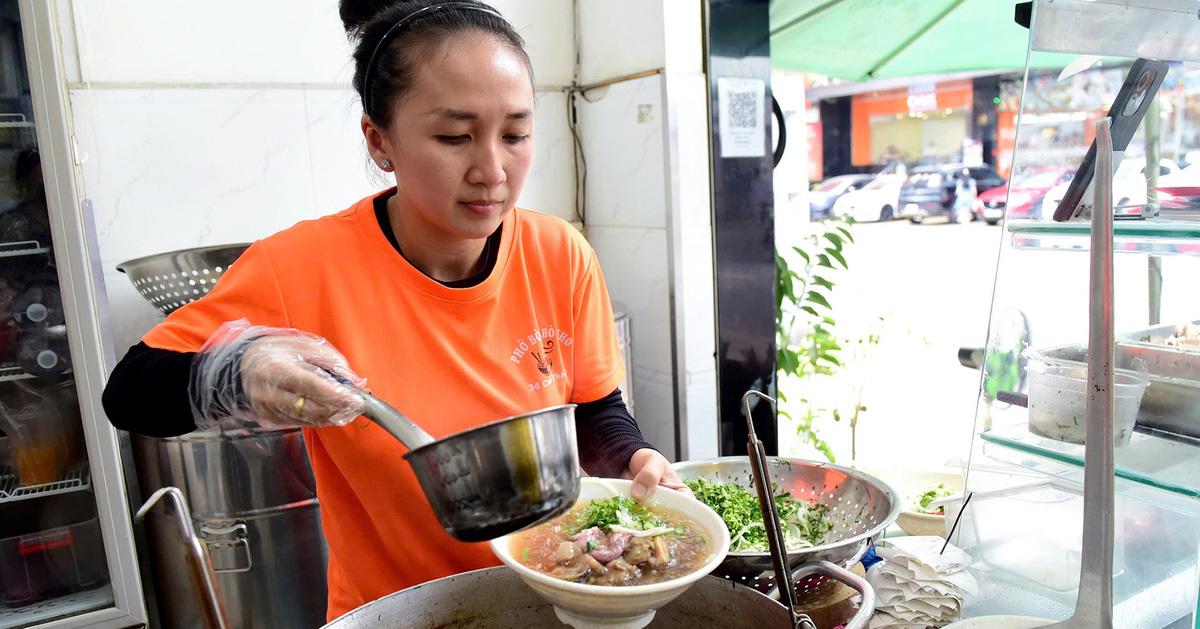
[806,293,832,309]
[822,232,844,250]
[836,226,854,244]
[812,276,834,290]
[826,248,848,269]
[800,305,820,318]
[816,254,833,269]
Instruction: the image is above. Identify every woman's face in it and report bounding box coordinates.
[379,33,535,242]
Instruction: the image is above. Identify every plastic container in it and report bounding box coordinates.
[0,383,74,486]
[0,518,105,606]
[16,326,71,378]
[1027,364,1148,446]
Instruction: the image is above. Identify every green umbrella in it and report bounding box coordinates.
[770,0,1071,81]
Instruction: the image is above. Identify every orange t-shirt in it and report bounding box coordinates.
[141,191,625,620]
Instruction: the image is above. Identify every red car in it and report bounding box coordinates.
[974,168,1075,224]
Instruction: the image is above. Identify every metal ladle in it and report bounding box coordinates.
[1044,114,1118,629]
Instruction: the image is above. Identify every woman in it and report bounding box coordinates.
[102,0,687,620]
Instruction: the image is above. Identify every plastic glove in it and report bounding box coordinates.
[189,319,366,429]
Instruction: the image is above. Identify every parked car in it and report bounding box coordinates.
[1040,157,1181,219]
[898,164,1006,224]
[975,168,1075,224]
[832,174,906,222]
[809,174,874,220]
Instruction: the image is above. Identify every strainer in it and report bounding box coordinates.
[675,451,899,600]
[116,244,250,315]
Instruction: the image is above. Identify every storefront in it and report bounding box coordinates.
[850,80,974,167]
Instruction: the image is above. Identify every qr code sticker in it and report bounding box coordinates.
[727,90,758,129]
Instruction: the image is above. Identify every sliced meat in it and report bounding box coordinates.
[572,527,603,553]
[588,531,633,562]
[582,553,607,574]
[592,557,640,586]
[548,557,589,581]
[623,537,653,565]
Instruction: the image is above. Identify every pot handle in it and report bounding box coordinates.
[135,487,230,629]
[324,370,435,450]
[767,560,876,629]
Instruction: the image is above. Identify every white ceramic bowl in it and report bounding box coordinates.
[883,469,964,538]
[490,477,731,629]
[1028,363,1148,446]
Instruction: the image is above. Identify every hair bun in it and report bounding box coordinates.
[339,0,400,35]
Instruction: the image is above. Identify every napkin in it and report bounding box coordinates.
[866,536,978,628]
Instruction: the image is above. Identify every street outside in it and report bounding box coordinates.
[776,216,1002,475]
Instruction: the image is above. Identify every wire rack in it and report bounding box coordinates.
[0,465,90,503]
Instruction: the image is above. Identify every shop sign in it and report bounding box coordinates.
[906,92,938,113]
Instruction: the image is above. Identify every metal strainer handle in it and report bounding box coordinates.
[742,390,803,629]
[767,560,876,629]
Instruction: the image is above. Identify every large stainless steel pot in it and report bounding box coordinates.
[322,567,790,628]
[337,375,580,542]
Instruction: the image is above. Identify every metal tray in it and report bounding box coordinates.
[1039,327,1200,444]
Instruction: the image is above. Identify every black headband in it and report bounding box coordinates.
[362,2,504,119]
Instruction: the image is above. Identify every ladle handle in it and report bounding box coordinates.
[324,371,435,450]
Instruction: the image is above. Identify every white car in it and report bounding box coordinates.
[1040,157,1181,218]
[832,175,906,222]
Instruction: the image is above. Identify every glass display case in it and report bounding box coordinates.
[0,2,144,627]
[955,1,1200,626]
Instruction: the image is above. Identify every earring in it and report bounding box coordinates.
[381,158,392,170]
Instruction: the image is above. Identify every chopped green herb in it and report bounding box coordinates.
[915,484,954,515]
[586,540,599,552]
[521,547,530,563]
[571,496,666,534]
[685,478,831,552]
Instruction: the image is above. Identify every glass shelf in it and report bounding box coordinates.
[981,421,1200,515]
[1007,219,1200,255]
[0,584,112,629]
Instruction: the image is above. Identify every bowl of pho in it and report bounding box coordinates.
[490,477,731,629]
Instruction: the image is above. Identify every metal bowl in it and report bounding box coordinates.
[321,567,789,628]
[117,243,250,315]
[674,456,899,586]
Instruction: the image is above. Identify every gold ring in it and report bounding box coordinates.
[293,395,306,418]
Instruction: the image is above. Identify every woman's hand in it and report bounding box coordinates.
[622,448,693,500]
[190,320,367,430]
[239,335,366,428]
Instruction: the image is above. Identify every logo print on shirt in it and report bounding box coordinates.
[531,339,555,375]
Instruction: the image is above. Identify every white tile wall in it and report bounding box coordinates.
[578,0,667,84]
[633,368,676,453]
[579,75,667,229]
[663,0,704,75]
[69,1,574,88]
[491,0,576,87]
[303,88,383,215]
[683,371,718,459]
[585,225,671,377]
[520,90,574,221]
[71,1,353,85]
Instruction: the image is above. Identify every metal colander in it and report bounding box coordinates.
[116,244,250,315]
[675,456,899,596]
